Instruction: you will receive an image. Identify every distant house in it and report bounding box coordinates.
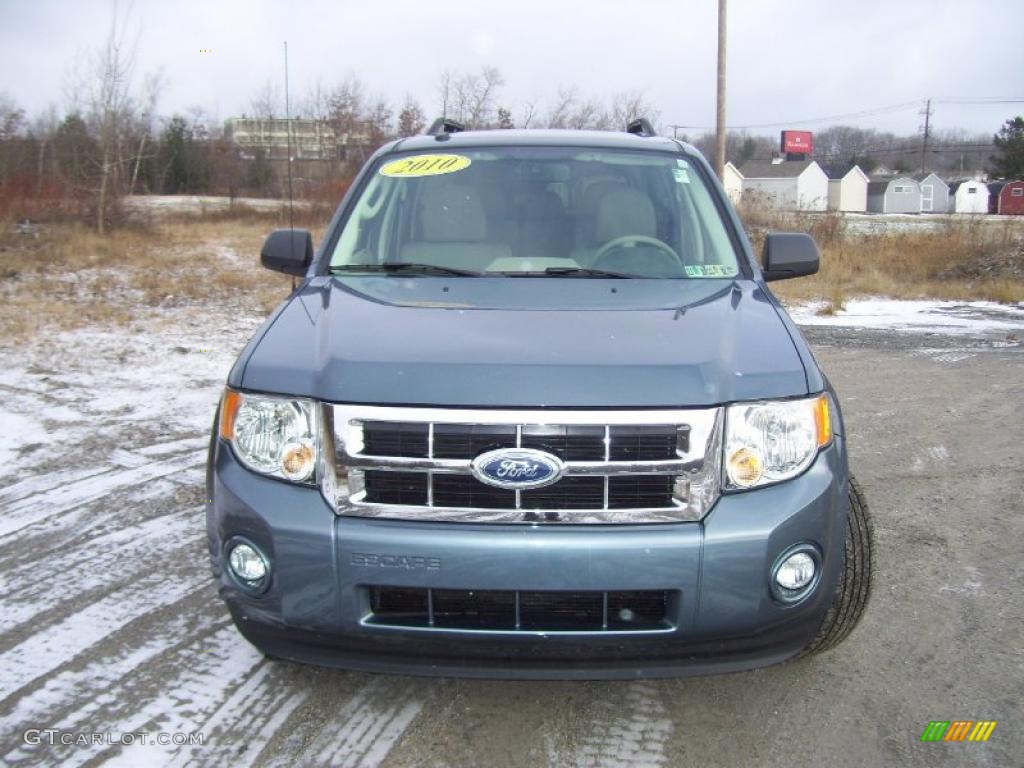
[867,176,921,214]
[947,180,989,214]
[988,180,1024,215]
[825,165,869,212]
[914,172,950,213]
[722,162,743,205]
[739,159,829,211]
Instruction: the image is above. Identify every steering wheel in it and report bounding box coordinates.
[592,235,681,266]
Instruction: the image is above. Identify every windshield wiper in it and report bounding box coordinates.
[498,266,635,279]
[329,263,481,277]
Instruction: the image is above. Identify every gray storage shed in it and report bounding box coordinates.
[914,172,950,213]
[867,176,921,214]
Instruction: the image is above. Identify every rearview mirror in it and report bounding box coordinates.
[260,229,314,277]
[761,232,820,282]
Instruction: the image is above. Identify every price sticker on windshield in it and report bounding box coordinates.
[380,154,471,178]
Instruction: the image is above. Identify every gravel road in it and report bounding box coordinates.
[0,311,1021,768]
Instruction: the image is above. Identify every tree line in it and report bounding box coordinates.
[0,15,1021,231]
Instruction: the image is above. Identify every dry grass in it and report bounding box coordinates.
[743,207,1024,306]
[1,204,1021,342]
[0,215,313,342]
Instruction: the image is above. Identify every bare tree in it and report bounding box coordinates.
[545,86,578,129]
[464,66,504,128]
[519,98,538,129]
[608,90,658,130]
[397,96,426,136]
[365,97,393,144]
[74,1,139,233]
[128,70,163,194]
[436,67,505,128]
[328,75,366,140]
[249,80,282,121]
[31,105,60,198]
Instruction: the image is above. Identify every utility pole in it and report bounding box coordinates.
[919,98,932,173]
[714,0,727,178]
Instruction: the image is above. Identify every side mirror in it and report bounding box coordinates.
[761,232,820,282]
[260,229,314,277]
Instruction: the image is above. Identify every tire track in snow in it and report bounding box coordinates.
[132,663,309,768]
[0,604,227,740]
[5,624,262,768]
[0,452,203,538]
[263,677,432,768]
[0,507,198,632]
[557,681,674,768]
[0,568,208,700]
[312,678,428,768]
[0,464,113,506]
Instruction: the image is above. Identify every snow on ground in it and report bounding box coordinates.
[123,194,311,217]
[1,291,1022,765]
[787,297,1024,336]
[0,311,263,485]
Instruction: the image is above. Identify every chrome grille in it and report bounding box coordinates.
[325,405,723,524]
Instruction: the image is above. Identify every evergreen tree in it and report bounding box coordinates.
[990,116,1024,179]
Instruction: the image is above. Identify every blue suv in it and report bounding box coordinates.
[206,120,872,679]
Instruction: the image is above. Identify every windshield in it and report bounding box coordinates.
[329,147,741,278]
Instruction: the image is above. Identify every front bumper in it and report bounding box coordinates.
[207,437,848,679]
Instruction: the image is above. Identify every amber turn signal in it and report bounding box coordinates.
[814,394,832,448]
[220,389,243,441]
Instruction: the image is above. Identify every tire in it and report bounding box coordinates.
[800,474,874,655]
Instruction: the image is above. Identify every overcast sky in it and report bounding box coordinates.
[1,0,1022,136]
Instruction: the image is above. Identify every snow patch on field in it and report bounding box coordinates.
[0,315,261,483]
[789,298,1024,336]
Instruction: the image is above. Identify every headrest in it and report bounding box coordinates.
[594,187,657,243]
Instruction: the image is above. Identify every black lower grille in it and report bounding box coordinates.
[367,587,674,631]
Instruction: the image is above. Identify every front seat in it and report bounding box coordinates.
[587,187,682,277]
[400,183,511,272]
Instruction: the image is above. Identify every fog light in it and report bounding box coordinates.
[775,551,816,591]
[228,542,269,588]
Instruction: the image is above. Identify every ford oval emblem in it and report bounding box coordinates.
[470,448,564,490]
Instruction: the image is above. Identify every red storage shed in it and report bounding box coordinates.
[988,180,1024,215]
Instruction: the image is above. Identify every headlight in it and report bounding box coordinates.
[219,389,319,483]
[724,394,832,490]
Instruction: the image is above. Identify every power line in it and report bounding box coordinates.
[810,142,995,161]
[671,97,1024,133]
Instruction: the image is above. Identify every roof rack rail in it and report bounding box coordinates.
[427,117,467,136]
[626,118,657,137]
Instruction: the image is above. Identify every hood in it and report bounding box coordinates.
[237,276,809,407]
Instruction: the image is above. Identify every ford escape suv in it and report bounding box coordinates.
[206,120,872,679]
